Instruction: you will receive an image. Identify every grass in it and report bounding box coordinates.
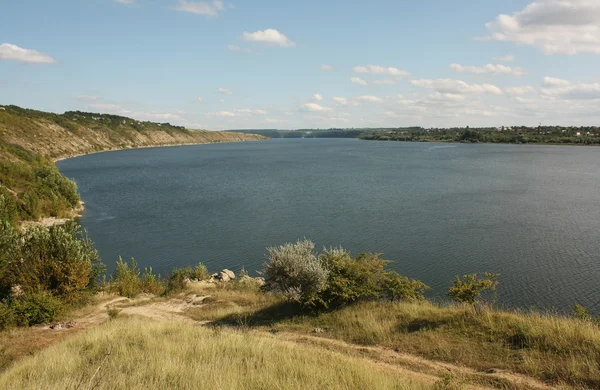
[0,316,429,390]
[184,286,600,389]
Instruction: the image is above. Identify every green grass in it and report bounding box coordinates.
[0,316,428,390]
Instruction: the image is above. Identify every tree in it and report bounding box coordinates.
[448,273,499,305]
[382,271,429,302]
[319,249,389,307]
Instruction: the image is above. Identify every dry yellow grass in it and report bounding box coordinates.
[0,316,429,390]
[184,286,600,389]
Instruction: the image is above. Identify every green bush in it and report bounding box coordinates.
[10,291,63,326]
[140,267,165,295]
[112,257,142,298]
[263,241,429,309]
[0,192,19,225]
[1,222,103,304]
[264,239,329,305]
[319,249,389,307]
[0,301,16,330]
[448,273,500,305]
[193,263,210,281]
[382,271,429,302]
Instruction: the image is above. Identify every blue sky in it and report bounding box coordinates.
[1,0,600,129]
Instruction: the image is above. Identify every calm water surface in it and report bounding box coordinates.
[58,139,600,313]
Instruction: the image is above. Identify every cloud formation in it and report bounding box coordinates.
[0,43,56,64]
[541,77,600,100]
[301,103,332,112]
[172,0,227,17]
[217,87,232,95]
[353,64,410,77]
[351,77,368,86]
[479,0,600,55]
[319,65,333,71]
[242,29,295,47]
[411,79,504,95]
[450,63,525,77]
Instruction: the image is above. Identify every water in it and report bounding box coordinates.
[58,139,600,313]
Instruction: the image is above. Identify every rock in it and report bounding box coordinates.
[222,269,236,280]
[10,285,23,297]
[254,277,266,287]
[50,324,63,330]
[219,272,231,282]
[313,328,325,334]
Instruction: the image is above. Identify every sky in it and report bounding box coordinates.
[1,0,600,130]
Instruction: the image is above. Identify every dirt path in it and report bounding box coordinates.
[273,332,556,390]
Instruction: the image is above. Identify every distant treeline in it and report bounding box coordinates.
[227,128,422,139]
[360,126,600,145]
[229,126,600,145]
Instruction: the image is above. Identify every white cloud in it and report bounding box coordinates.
[217,87,232,95]
[319,65,333,71]
[233,108,268,115]
[351,77,368,86]
[492,54,515,62]
[356,95,383,103]
[196,97,204,103]
[227,44,252,53]
[541,77,600,100]
[172,0,228,17]
[333,96,383,106]
[373,79,398,85]
[353,64,410,77]
[89,103,185,122]
[115,0,136,4]
[411,78,504,95]
[76,95,100,102]
[214,111,236,117]
[450,63,525,77]
[313,93,323,101]
[0,43,56,64]
[301,103,332,112]
[242,29,295,47]
[543,76,570,87]
[479,0,600,55]
[505,86,537,95]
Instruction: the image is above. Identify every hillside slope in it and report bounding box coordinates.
[0,105,264,160]
[0,105,265,224]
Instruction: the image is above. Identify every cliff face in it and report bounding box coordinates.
[0,105,265,160]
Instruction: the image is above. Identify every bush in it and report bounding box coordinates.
[319,249,389,307]
[264,239,329,305]
[382,271,429,302]
[140,267,165,295]
[0,301,16,330]
[4,222,103,304]
[112,257,142,298]
[10,291,63,326]
[263,241,429,309]
[448,273,500,305]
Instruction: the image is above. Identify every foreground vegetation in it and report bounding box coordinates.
[0,316,428,390]
[2,233,599,388]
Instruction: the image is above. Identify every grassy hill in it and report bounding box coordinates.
[0,105,265,224]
